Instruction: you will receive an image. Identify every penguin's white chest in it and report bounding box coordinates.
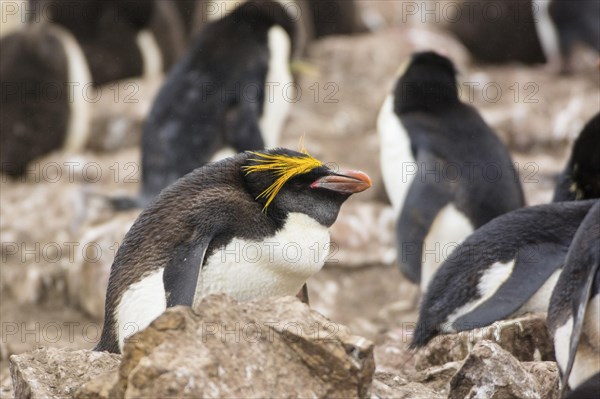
[377,95,415,213]
[196,212,330,303]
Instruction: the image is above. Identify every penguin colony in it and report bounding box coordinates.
[2,0,599,396]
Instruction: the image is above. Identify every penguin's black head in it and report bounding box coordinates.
[394,51,459,113]
[229,0,297,57]
[242,148,371,227]
[568,113,600,200]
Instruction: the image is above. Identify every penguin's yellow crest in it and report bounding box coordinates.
[243,150,323,210]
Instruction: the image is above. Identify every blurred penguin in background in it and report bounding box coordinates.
[126,1,298,208]
[546,0,600,73]
[444,0,599,72]
[378,51,524,294]
[29,0,186,85]
[0,0,185,177]
[1,23,92,177]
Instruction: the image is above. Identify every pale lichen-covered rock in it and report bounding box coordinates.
[9,347,120,399]
[415,314,555,370]
[448,341,542,399]
[522,362,560,399]
[114,295,374,398]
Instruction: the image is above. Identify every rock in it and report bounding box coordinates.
[522,362,560,399]
[9,347,120,399]
[371,379,444,399]
[75,371,119,399]
[115,294,375,398]
[414,361,462,393]
[448,341,541,399]
[415,314,555,370]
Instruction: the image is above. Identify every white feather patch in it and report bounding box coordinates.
[569,294,600,389]
[259,25,292,149]
[195,212,330,304]
[377,94,416,213]
[210,146,237,163]
[443,260,515,332]
[116,268,166,352]
[421,203,473,292]
[49,25,92,153]
[532,0,560,62]
[137,29,163,80]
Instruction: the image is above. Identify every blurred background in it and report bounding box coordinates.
[0,0,598,395]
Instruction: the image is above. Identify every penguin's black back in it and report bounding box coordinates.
[0,27,70,177]
[140,1,294,201]
[549,0,600,55]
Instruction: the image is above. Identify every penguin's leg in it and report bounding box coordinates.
[296,283,309,305]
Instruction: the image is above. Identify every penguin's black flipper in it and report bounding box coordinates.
[396,152,453,284]
[452,243,569,331]
[163,237,213,308]
[552,202,600,395]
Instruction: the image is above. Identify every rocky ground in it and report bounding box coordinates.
[1,23,598,398]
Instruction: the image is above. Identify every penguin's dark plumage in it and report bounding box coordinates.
[553,113,600,202]
[138,1,296,206]
[0,24,91,177]
[547,201,600,393]
[548,0,600,72]
[378,51,524,290]
[564,372,600,399]
[447,0,546,64]
[96,149,371,353]
[412,199,597,348]
[33,0,183,86]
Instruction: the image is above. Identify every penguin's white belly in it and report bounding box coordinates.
[377,95,415,214]
[421,203,473,292]
[555,294,600,389]
[259,25,292,148]
[196,213,330,303]
[116,268,166,352]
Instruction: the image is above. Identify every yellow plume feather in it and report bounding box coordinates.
[242,150,323,210]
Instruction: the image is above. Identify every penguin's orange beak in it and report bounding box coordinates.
[310,170,372,194]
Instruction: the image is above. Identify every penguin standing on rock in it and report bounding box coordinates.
[96,148,372,353]
[547,200,600,395]
[378,51,524,292]
[411,199,597,348]
[136,1,297,207]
